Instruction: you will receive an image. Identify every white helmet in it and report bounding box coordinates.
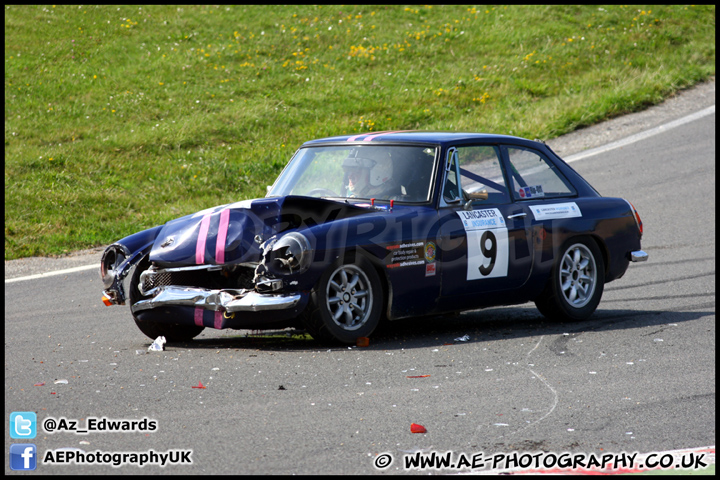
[342,148,393,187]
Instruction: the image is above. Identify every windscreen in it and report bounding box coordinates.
[268,145,437,203]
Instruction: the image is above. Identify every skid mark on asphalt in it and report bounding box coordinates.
[525,336,544,357]
[605,272,715,291]
[510,337,559,438]
[603,292,716,303]
[518,367,559,437]
[479,336,560,440]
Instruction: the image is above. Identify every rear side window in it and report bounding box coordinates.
[506,147,575,200]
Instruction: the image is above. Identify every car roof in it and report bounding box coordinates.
[297,130,600,198]
[300,131,544,148]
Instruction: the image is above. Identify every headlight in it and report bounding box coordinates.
[100,246,126,288]
[267,232,312,275]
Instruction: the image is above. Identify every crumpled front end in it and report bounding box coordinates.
[128,229,316,328]
[131,261,305,310]
[100,225,163,306]
[101,195,368,330]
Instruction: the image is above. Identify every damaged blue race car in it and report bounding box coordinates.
[100,132,647,344]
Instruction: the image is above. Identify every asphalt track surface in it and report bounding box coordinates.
[5,81,715,474]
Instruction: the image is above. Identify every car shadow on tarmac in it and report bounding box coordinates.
[169,306,713,352]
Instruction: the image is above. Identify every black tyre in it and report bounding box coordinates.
[301,254,384,344]
[128,255,205,342]
[535,237,605,321]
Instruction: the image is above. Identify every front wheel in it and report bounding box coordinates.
[301,254,384,344]
[535,237,605,321]
[128,255,205,342]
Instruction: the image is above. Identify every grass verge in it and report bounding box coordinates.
[4,5,715,259]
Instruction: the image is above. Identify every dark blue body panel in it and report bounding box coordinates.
[103,131,644,334]
[147,196,374,267]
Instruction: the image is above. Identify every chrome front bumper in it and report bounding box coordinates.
[130,286,302,314]
[630,250,648,262]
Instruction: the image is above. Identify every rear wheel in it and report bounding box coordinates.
[535,237,605,321]
[128,255,205,342]
[301,254,383,344]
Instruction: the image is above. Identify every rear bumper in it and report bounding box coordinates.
[630,250,648,262]
[130,286,302,314]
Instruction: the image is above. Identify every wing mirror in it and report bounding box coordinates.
[462,190,488,210]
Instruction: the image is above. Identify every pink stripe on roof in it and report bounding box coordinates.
[195,214,212,264]
[214,311,223,329]
[362,131,408,141]
[346,130,407,142]
[215,208,230,264]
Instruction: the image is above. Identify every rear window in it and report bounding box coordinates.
[506,147,575,200]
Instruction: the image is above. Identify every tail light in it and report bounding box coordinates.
[625,200,643,237]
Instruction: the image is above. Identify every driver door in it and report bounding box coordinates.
[438,145,535,303]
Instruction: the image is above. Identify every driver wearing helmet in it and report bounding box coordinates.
[342,148,397,198]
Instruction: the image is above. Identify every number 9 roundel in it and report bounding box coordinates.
[457,208,509,280]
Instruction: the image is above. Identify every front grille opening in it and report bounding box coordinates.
[146,266,256,290]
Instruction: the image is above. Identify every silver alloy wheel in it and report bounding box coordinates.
[559,243,597,309]
[325,264,373,331]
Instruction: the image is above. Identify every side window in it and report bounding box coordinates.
[456,146,510,204]
[506,147,575,200]
[442,148,462,203]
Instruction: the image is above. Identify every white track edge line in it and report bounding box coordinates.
[564,105,715,163]
[5,263,98,283]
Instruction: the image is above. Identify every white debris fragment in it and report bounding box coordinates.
[54,379,69,384]
[455,334,471,342]
[148,336,167,351]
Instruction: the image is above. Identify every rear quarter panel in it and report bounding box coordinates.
[529,196,641,291]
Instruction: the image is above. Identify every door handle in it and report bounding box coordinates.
[507,213,527,219]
